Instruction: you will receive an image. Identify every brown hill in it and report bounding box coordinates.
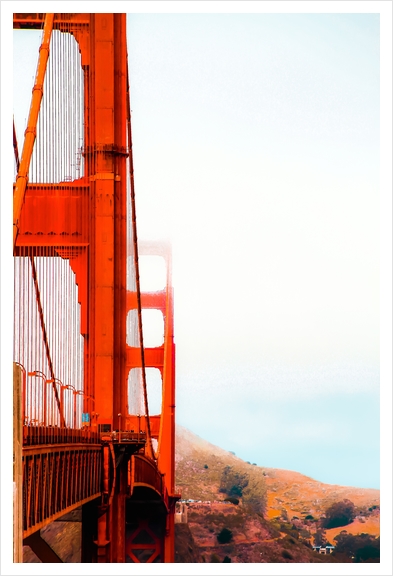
[175,425,380,563]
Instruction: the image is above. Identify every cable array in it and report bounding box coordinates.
[29,24,84,184]
[14,18,87,440]
[14,16,153,451]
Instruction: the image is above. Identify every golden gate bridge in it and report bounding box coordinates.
[13,12,178,563]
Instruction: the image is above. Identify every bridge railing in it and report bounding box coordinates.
[132,454,163,496]
[23,444,102,537]
[23,425,99,446]
[18,364,100,445]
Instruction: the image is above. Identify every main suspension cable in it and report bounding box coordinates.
[125,53,154,459]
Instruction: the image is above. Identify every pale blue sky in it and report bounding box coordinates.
[9,11,383,491]
[126,13,381,488]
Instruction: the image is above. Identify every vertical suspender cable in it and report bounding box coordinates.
[13,13,54,249]
[29,256,64,426]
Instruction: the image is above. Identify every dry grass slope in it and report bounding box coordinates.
[175,425,268,505]
[175,425,380,563]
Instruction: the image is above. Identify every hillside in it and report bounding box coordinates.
[23,425,380,563]
[175,425,267,505]
[175,425,380,563]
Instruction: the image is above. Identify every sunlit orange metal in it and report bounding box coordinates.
[14,12,178,563]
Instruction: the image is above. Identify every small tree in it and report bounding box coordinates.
[242,475,267,516]
[219,466,248,497]
[333,533,380,562]
[314,529,327,547]
[322,500,356,529]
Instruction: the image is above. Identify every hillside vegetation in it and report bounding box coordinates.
[23,425,380,563]
[175,425,268,515]
[175,425,380,563]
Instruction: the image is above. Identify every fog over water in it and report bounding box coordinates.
[125,12,383,490]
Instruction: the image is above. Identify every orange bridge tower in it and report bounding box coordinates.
[13,13,178,563]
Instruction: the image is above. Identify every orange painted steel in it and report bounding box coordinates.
[13,13,178,563]
[23,445,102,538]
[126,240,178,562]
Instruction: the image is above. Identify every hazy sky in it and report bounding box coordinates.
[125,12,382,488]
[7,6,388,493]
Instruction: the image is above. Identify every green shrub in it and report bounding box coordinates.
[210,553,220,563]
[280,522,293,532]
[282,550,293,560]
[204,464,208,469]
[333,533,380,562]
[229,484,243,497]
[322,500,356,529]
[219,466,248,497]
[217,528,233,544]
[270,520,282,536]
[223,556,231,563]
